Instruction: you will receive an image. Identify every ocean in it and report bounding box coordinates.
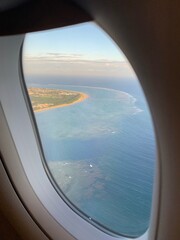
[28,77,156,237]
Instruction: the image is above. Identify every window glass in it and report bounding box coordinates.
[22,22,156,238]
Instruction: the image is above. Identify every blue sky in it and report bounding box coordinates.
[23,22,136,78]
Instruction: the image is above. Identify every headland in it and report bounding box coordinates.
[28,87,89,112]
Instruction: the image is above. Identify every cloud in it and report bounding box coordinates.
[25,53,84,61]
[23,53,136,78]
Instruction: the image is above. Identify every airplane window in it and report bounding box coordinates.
[22,22,156,238]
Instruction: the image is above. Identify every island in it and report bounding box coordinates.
[28,87,89,112]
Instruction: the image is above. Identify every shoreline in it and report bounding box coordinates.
[34,92,89,112]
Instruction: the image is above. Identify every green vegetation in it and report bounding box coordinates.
[28,87,84,112]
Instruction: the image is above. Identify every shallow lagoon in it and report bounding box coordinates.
[35,84,155,237]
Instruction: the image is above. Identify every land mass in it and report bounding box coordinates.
[28,87,88,112]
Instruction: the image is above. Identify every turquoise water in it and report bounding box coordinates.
[33,82,155,237]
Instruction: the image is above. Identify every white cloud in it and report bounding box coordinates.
[23,53,136,78]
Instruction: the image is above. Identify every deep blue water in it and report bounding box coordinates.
[29,77,155,237]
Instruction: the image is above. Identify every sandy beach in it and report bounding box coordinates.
[34,92,89,112]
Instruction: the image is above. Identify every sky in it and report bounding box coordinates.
[23,22,136,79]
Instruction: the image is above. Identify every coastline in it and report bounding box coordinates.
[34,92,89,112]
